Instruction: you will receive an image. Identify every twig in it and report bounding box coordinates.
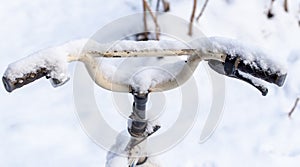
[288,97,300,118]
[196,0,210,21]
[284,0,288,12]
[267,0,276,19]
[188,0,197,36]
[143,0,161,40]
[156,0,170,12]
[143,0,149,40]
[298,4,300,27]
[155,0,160,29]
[156,0,161,11]
[162,0,170,12]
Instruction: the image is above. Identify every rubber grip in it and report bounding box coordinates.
[2,68,48,92]
[225,55,287,87]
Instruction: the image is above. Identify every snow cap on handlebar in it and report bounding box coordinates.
[2,46,70,92]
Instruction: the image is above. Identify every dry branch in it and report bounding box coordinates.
[288,97,300,118]
[267,0,276,19]
[196,0,210,21]
[156,0,170,12]
[143,0,149,39]
[162,0,170,12]
[156,0,161,11]
[284,0,288,12]
[143,0,161,40]
[298,4,300,27]
[188,0,197,36]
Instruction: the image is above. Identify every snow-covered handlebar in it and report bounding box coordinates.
[208,53,286,96]
[224,54,286,87]
[2,68,47,92]
[2,67,68,93]
[2,37,287,95]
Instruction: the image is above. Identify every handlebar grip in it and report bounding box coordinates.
[2,68,49,92]
[209,60,269,96]
[224,55,287,87]
[3,67,69,92]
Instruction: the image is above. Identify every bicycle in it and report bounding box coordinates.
[2,7,287,166]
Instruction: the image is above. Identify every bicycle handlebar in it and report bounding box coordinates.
[2,38,287,95]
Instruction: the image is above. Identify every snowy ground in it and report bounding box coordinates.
[1,0,300,166]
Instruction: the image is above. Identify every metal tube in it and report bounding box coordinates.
[127,93,149,166]
[128,93,148,137]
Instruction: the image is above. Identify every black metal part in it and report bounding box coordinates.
[208,52,287,96]
[127,93,149,166]
[208,58,268,96]
[127,125,161,152]
[50,77,70,88]
[134,94,148,112]
[128,93,148,137]
[224,54,287,87]
[208,59,226,75]
[235,71,268,96]
[136,157,148,166]
[237,60,286,87]
[223,56,234,75]
[225,56,270,96]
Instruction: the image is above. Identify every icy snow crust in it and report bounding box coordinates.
[4,37,285,91]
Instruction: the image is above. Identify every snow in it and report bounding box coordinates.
[4,36,285,92]
[3,38,188,92]
[1,0,300,167]
[3,46,69,85]
[238,70,266,88]
[106,131,161,167]
[190,37,286,75]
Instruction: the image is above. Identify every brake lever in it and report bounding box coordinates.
[208,60,268,96]
[208,53,287,96]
